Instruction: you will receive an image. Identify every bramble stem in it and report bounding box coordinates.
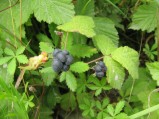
[87,56,104,64]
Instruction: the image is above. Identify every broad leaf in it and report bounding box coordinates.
[93,35,117,55]
[60,92,76,111]
[111,46,139,79]
[17,55,28,64]
[146,62,159,84]
[69,44,97,58]
[129,2,158,32]
[70,62,89,73]
[94,17,119,46]
[104,57,125,90]
[7,58,16,75]
[57,16,96,37]
[75,0,94,16]
[33,0,75,24]
[16,46,25,55]
[66,71,77,91]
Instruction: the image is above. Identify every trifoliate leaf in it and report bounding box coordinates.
[66,71,77,92]
[33,0,75,24]
[75,0,95,16]
[70,62,89,73]
[0,56,12,65]
[146,62,159,84]
[94,17,119,46]
[57,16,96,37]
[111,46,139,79]
[39,42,53,53]
[4,48,15,56]
[7,58,16,75]
[104,57,125,90]
[69,44,97,58]
[93,35,117,55]
[17,55,28,64]
[114,101,125,115]
[129,2,158,32]
[16,46,25,55]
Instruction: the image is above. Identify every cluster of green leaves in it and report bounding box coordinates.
[0,0,159,119]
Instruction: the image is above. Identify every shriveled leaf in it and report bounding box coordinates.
[57,16,96,37]
[129,2,158,32]
[66,71,77,91]
[69,44,97,58]
[111,46,139,79]
[94,17,119,46]
[70,62,89,73]
[104,57,125,90]
[17,55,28,64]
[33,0,75,24]
[7,58,16,75]
[93,35,117,55]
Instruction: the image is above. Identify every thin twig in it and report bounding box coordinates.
[19,0,22,43]
[64,32,69,49]
[139,32,144,55]
[128,79,135,103]
[15,69,26,89]
[87,56,105,64]
[0,0,19,13]
[147,88,159,119]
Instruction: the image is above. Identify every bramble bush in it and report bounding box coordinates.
[0,0,159,119]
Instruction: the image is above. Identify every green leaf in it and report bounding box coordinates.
[42,71,56,86]
[114,101,125,115]
[60,72,66,82]
[16,46,25,55]
[75,0,95,16]
[146,62,159,84]
[129,2,158,32]
[107,104,114,116]
[115,113,128,119]
[66,71,77,91]
[57,16,96,37]
[40,67,53,73]
[0,56,12,65]
[93,35,117,55]
[4,48,14,56]
[33,0,74,24]
[61,92,76,111]
[70,62,89,73]
[39,42,53,53]
[94,17,119,46]
[69,44,97,58]
[17,55,28,64]
[104,57,125,90]
[7,58,16,75]
[111,46,139,79]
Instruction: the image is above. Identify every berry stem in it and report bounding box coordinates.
[87,56,104,64]
[64,32,69,49]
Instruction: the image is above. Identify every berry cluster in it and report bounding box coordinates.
[52,49,73,72]
[94,61,107,78]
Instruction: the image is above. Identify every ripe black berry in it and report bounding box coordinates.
[94,61,107,78]
[52,49,73,72]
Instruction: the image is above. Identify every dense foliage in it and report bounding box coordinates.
[0,0,159,119]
